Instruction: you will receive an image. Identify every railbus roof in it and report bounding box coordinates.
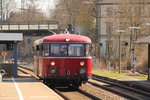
[34,34,92,45]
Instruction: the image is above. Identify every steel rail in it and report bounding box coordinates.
[92,74,150,97]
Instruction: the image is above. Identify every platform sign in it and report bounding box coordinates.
[1,51,7,56]
[131,56,137,65]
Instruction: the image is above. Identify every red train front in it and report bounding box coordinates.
[33,34,92,87]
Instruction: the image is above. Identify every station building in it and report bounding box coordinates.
[96,0,150,73]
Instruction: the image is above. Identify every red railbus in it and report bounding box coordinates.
[33,34,92,87]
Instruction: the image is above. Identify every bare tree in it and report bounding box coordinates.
[2,0,16,19]
[50,0,95,34]
[8,0,46,23]
[114,0,149,71]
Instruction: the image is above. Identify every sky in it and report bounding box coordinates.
[14,0,58,14]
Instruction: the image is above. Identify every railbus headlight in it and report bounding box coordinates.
[50,68,57,74]
[51,61,55,66]
[79,68,86,74]
[80,61,85,66]
[65,38,70,42]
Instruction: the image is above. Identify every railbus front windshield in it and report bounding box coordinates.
[43,43,91,57]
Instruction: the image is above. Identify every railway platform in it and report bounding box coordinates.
[93,74,150,93]
[122,78,150,92]
[0,74,64,100]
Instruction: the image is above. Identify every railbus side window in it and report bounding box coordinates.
[36,45,39,51]
[85,44,91,56]
[39,45,43,56]
[68,44,85,56]
[35,45,40,56]
[44,44,49,56]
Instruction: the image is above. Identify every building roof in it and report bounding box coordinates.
[98,0,150,5]
[135,36,150,44]
[100,0,120,3]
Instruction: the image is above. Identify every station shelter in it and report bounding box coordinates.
[135,36,150,81]
[0,33,23,77]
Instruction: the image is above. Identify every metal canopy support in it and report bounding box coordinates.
[0,33,22,77]
[0,0,3,32]
[148,45,150,80]
[13,41,18,77]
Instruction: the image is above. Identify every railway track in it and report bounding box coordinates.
[18,65,102,100]
[52,87,102,100]
[91,74,150,100]
[19,65,150,100]
[92,74,150,93]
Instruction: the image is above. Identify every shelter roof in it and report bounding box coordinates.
[135,36,150,44]
[0,33,23,41]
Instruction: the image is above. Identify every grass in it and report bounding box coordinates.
[92,69,148,80]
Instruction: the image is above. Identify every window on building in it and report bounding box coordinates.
[106,22,113,35]
[106,7,113,17]
[106,40,113,58]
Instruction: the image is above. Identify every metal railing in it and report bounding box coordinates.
[0,69,6,82]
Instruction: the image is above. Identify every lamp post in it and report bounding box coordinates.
[0,0,3,32]
[116,30,126,73]
[129,26,141,73]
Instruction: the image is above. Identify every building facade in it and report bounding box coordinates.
[96,0,150,68]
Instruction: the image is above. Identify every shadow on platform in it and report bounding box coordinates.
[2,75,40,83]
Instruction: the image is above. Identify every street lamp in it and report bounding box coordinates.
[129,26,141,73]
[129,26,141,40]
[129,26,141,29]
[116,29,126,73]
